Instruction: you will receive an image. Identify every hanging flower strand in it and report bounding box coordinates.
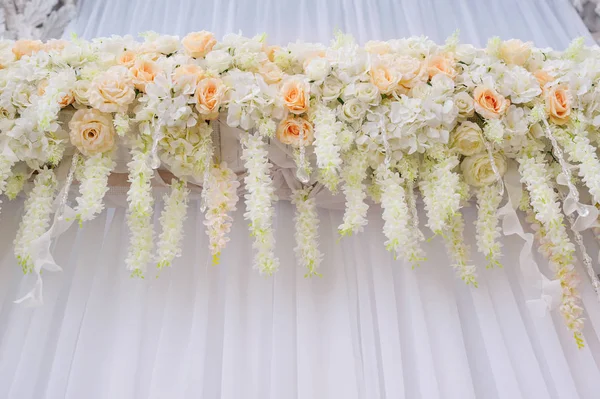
[156,178,190,270]
[475,184,503,268]
[445,212,478,287]
[203,163,240,264]
[312,104,343,192]
[338,149,369,236]
[241,132,279,274]
[75,152,116,224]
[291,187,323,277]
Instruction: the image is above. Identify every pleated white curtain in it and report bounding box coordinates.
[0,0,599,398]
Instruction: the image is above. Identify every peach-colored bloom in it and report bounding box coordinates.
[117,50,137,67]
[545,85,571,125]
[195,77,226,120]
[129,59,160,91]
[182,31,217,58]
[369,62,399,95]
[534,70,554,89]
[499,39,532,66]
[276,115,313,146]
[88,66,135,113]
[427,54,457,80]
[473,86,510,119]
[68,108,116,156]
[12,40,43,60]
[258,61,285,84]
[173,64,205,86]
[281,77,310,114]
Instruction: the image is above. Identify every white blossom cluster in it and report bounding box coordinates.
[75,153,116,222]
[156,179,190,270]
[338,149,369,236]
[291,188,322,277]
[475,184,503,268]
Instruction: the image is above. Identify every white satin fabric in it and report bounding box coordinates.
[0,0,598,398]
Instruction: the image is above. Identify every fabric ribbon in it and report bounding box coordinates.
[556,171,598,231]
[497,165,562,317]
[15,158,78,306]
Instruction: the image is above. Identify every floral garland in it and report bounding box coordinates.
[203,162,240,264]
[291,187,323,277]
[2,32,600,346]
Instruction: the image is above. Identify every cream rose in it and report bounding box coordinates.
[499,39,532,66]
[12,40,43,60]
[195,77,226,120]
[258,61,285,84]
[461,152,507,187]
[72,80,91,107]
[276,115,313,146]
[173,64,205,87]
[265,45,281,62]
[369,61,399,95]
[396,55,425,91]
[281,76,310,114]
[365,41,391,55]
[117,50,137,67]
[182,31,217,58]
[473,86,510,119]
[355,82,380,105]
[68,108,116,156]
[545,85,571,125]
[322,76,344,102]
[129,59,160,91]
[88,66,135,113]
[455,91,475,118]
[427,54,457,80]
[204,49,233,73]
[304,57,330,82]
[340,98,367,122]
[44,39,68,53]
[450,122,484,156]
[37,80,74,108]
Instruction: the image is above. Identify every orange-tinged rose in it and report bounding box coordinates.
[182,31,217,58]
[130,59,160,91]
[545,85,571,125]
[265,45,281,62]
[173,64,205,86]
[195,77,226,120]
[281,77,310,114]
[88,66,135,113]
[534,70,554,89]
[473,86,510,119]
[117,50,137,67]
[369,62,399,95]
[258,61,285,84]
[276,115,313,147]
[68,108,116,156]
[427,54,457,80]
[396,55,426,91]
[13,40,43,60]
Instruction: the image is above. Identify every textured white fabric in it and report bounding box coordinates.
[0,0,598,398]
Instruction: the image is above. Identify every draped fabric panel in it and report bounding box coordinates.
[1,194,600,399]
[0,0,598,398]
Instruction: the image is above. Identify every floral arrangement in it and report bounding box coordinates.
[1,31,600,346]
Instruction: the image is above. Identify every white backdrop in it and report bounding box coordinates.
[0,0,599,398]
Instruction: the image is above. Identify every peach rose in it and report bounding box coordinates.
[12,40,43,60]
[499,39,531,66]
[195,77,226,120]
[473,86,510,119]
[396,55,425,90]
[276,115,313,146]
[258,61,285,84]
[182,31,217,58]
[365,41,391,55]
[427,54,457,80]
[265,45,281,62]
[129,59,160,91]
[44,39,68,52]
[117,50,137,67]
[534,70,554,89]
[88,66,135,113]
[369,62,399,95]
[173,64,205,87]
[545,85,571,125]
[281,77,310,114]
[68,108,116,156]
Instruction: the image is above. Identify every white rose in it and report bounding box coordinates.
[455,44,477,64]
[305,57,330,82]
[152,35,180,54]
[72,80,91,107]
[461,152,507,187]
[450,121,484,156]
[409,82,431,99]
[204,50,233,73]
[340,98,367,122]
[355,82,380,106]
[322,76,344,101]
[454,91,474,118]
[499,39,532,66]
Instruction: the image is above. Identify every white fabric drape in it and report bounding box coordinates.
[0,0,598,398]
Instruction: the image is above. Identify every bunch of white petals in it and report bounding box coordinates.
[203,163,240,264]
[75,153,116,223]
[312,104,343,192]
[156,179,190,270]
[241,133,279,274]
[14,169,57,274]
[0,156,15,212]
[445,212,477,287]
[338,149,369,236]
[125,147,155,277]
[291,187,323,277]
[475,184,503,268]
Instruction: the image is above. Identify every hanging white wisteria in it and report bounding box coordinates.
[2,31,600,347]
